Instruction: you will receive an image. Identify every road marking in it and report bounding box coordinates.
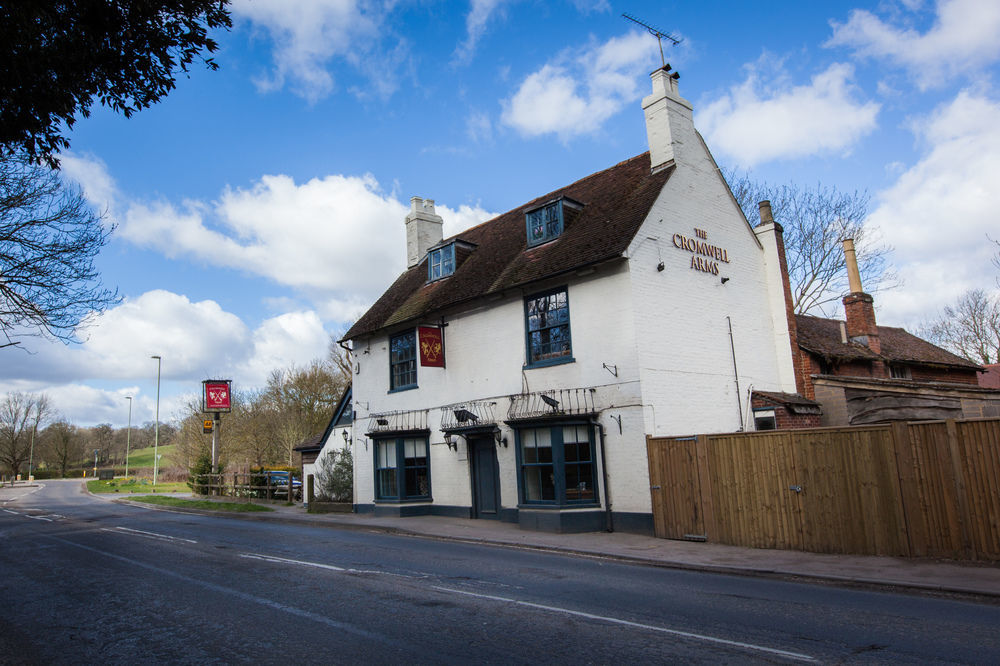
[25,514,53,522]
[47,536,401,646]
[432,586,818,663]
[239,553,418,579]
[2,509,19,515]
[104,526,197,544]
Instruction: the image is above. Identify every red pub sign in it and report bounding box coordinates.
[202,379,233,413]
[418,326,445,367]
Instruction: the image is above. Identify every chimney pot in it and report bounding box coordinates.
[842,238,864,294]
[758,200,774,224]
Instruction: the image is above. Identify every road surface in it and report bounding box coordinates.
[1,479,997,664]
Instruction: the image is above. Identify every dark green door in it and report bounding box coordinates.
[470,436,500,519]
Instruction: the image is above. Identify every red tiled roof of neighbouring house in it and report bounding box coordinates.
[343,153,672,341]
[795,314,981,370]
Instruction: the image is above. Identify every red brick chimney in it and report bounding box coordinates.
[759,200,809,396]
[842,239,886,376]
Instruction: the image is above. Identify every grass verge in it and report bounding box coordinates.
[128,496,275,512]
[86,479,190,494]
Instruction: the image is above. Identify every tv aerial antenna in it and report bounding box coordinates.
[622,13,682,67]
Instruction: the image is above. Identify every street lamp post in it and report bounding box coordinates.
[124,396,133,479]
[27,423,36,481]
[93,449,99,476]
[151,355,161,486]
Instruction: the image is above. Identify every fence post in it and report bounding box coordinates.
[888,422,917,557]
[945,419,975,559]
[694,435,715,541]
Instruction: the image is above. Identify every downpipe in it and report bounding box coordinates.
[593,419,614,533]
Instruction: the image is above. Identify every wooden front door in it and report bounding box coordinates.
[469,436,501,519]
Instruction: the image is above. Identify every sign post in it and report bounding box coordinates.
[202,380,232,475]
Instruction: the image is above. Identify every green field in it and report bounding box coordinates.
[128,496,275,512]
[86,478,190,494]
[124,443,177,468]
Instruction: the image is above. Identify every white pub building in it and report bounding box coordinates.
[341,67,799,533]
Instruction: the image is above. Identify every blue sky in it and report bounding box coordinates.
[4,0,1000,427]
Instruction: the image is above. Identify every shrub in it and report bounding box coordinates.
[187,451,213,495]
[315,448,352,502]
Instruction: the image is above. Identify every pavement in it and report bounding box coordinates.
[4,480,999,600]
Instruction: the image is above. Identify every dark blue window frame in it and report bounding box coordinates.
[514,423,597,506]
[524,287,574,368]
[428,243,456,281]
[389,330,417,392]
[374,435,430,501]
[526,201,564,247]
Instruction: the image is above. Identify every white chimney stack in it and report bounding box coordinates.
[405,197,444,269]
[642,65,694,173]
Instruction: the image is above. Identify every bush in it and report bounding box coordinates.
[315,448,352,502]
[187,452,213,495]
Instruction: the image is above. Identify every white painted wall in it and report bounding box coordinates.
[350,264,655,513]
[626,129,795,438]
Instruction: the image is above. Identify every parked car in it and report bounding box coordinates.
[262,470,302,500]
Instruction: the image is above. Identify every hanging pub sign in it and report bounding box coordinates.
[418,326,445,367]
[202,379,233,413]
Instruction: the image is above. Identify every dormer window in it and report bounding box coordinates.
[525,197,583,248]
[427,243,455,281]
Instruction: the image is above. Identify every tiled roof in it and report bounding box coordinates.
[344,153,671,341]
[753,390,821,410]
[795,314,981,370]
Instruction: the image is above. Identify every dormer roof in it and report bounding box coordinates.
[344,152,671,341]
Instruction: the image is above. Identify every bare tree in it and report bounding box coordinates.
[0,392,50,478]
[726,171,897,315]
[920,289,1000,365]
[1,153,118,348]
[88,423,115,465]
[40,420,84,477]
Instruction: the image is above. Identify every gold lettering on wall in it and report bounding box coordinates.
[672,228,732,276]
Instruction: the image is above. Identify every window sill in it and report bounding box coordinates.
[517,501,601,510]
[387,385,418,394]
[524,356,575,370]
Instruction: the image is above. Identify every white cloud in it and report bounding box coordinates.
[501,31,660,139]
[79,290,250,378]
[118,174,494,324]
[827,0,1000,88]
[699,62,880,168]
[0,292,337,426]
[867,91,1000,325]
[231,0,393,102]
[242,310,331,386]
[59,152,118,217]
[454,0,511,64]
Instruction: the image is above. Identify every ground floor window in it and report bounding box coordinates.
[375,436,429,500]
[516,423,596,505]
[753,408,777,431]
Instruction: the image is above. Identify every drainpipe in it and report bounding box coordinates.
[727,316,744,431]
[593,419,614,533]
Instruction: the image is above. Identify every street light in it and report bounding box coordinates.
[93,449,100,476]
[124,396,133,479]
[151,355,161,486]
[27,422,36,482]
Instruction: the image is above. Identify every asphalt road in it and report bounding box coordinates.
[1,479,998,664]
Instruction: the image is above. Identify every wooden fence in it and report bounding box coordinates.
[189,473,300,502]
[646,417,1000,560]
